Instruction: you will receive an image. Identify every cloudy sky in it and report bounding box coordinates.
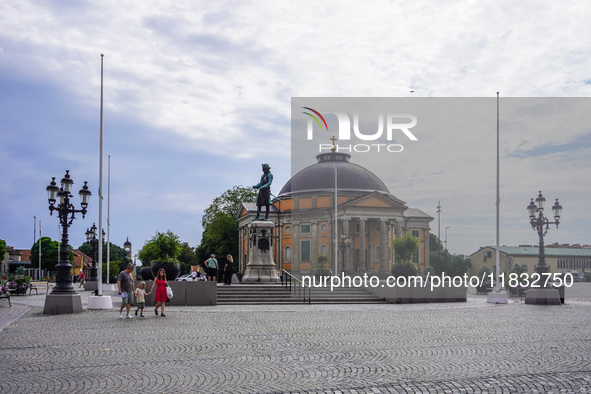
[1,0,591,260]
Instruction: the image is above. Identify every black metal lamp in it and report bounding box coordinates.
[45,171,91,293]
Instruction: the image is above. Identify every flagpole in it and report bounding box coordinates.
[106,154,111,284]
[87,54,113,309]
[495,92,500,290]
[97,53,104,296]
[39,220,42,280]
[34,217,37,279]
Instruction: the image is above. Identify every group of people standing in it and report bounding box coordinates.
[204,253,235,285]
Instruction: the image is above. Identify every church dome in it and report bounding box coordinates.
[278,152,390,197]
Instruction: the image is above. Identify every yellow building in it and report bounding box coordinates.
[469,245,591,277]
[237,152,433,275]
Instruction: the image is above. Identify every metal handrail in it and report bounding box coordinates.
[281,269,311,304]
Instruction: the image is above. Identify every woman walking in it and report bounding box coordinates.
[147,268,168,317]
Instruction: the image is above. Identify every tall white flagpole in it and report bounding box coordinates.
[38,220,42,280]
[97,54,104,296]
[106,155,111,284]
[495,92,501,290]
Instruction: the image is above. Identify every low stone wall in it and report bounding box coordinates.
[135,280,216,306]
[367,280,467,303]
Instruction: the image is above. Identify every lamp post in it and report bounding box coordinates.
[45,171,91,295]
[85,223,104,283]
[338,230,352,275]
[525,191,563,305]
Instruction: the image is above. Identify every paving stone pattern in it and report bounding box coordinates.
[0,287,590,393]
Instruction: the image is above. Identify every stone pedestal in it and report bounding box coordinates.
[525,264,561,305]
[525,288,561,305]
[43,293,83,314]
[242,221,279,283]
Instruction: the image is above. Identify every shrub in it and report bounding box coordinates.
[391,261,418,278]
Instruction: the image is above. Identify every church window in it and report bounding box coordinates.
[301,240,311,261]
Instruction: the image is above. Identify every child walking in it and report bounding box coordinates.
[134,281,147,317]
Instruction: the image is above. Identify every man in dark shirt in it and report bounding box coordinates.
[117,263,135,319]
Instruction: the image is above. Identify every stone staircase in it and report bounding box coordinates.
[216,283,388,305]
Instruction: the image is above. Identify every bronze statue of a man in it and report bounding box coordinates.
[253,163,273,220]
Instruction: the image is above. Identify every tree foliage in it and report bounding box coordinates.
[392,234,420,263]
[201,186,257,228]
[0,238,6,259]
[196,185,257,267]
[428,234,472,276]
[30,237,72,271]
[78,242,131,266]
[138,230,182,264]
[178,242,198,275]
[196,212,238,263]
[103,260,121,282]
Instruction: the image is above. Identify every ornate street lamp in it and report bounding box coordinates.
[46,170,91,293]
[528,191,562,272]
[339,230,352,275]
[85,223,104,283]
[525,191,562,305]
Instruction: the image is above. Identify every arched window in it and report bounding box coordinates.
[284,246,292,262]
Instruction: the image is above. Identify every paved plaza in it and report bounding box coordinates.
[1,285,590,393]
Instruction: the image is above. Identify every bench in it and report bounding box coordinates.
[0,293,11,307]
[29,281,53,295]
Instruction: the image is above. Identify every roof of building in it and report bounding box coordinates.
[473,245,591,258]
[278,152,390,197]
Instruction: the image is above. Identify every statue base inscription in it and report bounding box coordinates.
[242,221,279,283]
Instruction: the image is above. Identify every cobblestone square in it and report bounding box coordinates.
[1,285,590,393]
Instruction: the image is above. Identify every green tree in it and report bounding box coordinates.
[178,242,198,275]
[429,233,443,252]
[196,186,257,265]
[317,254,329,269]
[103,260,121,282]
[138,230,182,264]
[136,241,158,266]
[201,186,257,228]
[392,234,420,263]
[78,242,131,266]
[30,237,72,272]
[196,212,238,263]
[428,233,472,276]
[0,238,6,260]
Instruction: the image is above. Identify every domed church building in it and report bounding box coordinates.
[236,151,433,275]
